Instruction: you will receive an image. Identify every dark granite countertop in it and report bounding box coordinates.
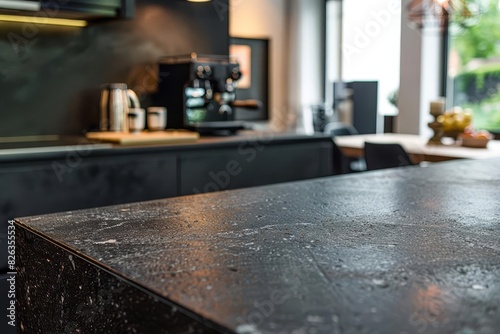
[0,131,330,162]
[16,158,500,333]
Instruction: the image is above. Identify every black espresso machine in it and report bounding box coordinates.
[157,53,261,134]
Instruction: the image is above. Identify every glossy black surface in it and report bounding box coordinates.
[17,158,500,333]
[16,228,224,333]
[0,136,113,155]
[0,132,331,162]
[2,133,334,274]
[0,0,229,137]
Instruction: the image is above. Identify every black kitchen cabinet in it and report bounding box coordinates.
[0,0,134,20]
[55,0,135,19]
[0,154,177,223]
[0,152,177,273]
[0,134,334,272]
[180,141,334,195]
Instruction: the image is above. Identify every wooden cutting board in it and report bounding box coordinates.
[86,131,199,146]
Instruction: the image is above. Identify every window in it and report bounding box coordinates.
[326,0,401,133]
[447,0,500,132]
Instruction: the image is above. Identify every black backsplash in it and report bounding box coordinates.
[0,0,229,136]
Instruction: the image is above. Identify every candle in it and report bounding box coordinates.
[430,99,445,116]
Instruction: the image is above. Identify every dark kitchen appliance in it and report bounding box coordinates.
[157,54,259,134]
[334,81,379,135]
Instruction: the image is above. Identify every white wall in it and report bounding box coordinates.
[341,0,401,125]
[229,0,288,130]
[230,0,325,132]
[397,0,442,135]
[325,1,342,104]
[287,0,325,133]
[231,0,437,135]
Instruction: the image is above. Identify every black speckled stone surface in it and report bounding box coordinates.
[16,158,500,333]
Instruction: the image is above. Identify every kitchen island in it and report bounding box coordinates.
[15,158,500,333]
[1,132,334,271]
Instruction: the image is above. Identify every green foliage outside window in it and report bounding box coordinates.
[450,0,500,131]
[463,93,500,131]
[452,1,500,65]
[455,63,500,90]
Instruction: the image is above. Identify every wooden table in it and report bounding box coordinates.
[334,133,500,163]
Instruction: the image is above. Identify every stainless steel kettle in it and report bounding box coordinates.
[99,83,140,132]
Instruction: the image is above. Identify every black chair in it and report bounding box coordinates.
[324,122,367,174]
[324,122,359,137]
[364,142,414,171]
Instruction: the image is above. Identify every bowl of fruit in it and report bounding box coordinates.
[459,128,493,148]
[437,107,472,140]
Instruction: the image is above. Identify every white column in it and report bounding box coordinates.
[419,28,442,137]
[287,0,325,133]
[397,0,442,136]
[325,0,343,105]
[229,0,288,130]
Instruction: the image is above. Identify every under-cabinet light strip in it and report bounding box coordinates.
[0,14,87,27]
